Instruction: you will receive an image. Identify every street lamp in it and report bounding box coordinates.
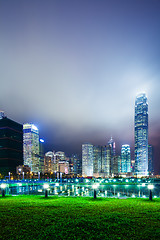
[148,185,154,201]
[92,183,99,199]
[1,183,7,197]
[43,183,49,197]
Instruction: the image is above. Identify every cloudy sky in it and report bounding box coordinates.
[0,0,160,172]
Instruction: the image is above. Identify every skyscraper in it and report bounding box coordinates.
[121,144,131,173]
[39,138,45,173]
[135,93,148,176]
[23,123,40,173]
[108,137,116,175]
[82,143,93,177]
[101,145,111,176]
[148,145,154,175]
[93,145,101,174]
[0,115,23,176]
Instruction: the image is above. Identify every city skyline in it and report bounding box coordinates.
[1,1,160,173]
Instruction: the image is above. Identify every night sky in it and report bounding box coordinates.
[1,1,160,173]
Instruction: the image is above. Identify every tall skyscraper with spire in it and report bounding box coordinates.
[135,93,148,176]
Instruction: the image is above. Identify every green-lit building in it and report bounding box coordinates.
[0,115,23,177]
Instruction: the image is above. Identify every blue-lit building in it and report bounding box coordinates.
[148,144,154,175]
[121,144,131,173]
[135,93,148,176]
[82,143,93,177]
[23,123,40,173]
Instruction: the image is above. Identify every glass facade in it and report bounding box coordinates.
[82,143,93,177]
[108,137,116,175]
[101,145,111,176]
[93,146,101,173]
[148,145,154,174]
[23,123,40,173]
[135,93,148,176]
[121,144,131,173]
[0,117,23,176]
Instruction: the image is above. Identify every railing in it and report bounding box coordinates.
[0,178,159,198]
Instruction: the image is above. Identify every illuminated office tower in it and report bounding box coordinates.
[101,145,111,176]
[23,123,40,173]
[148,145,154,175]
[44,151,54,174]
[121,145,131,173]
[108,137,116,174]
[135,93,148,176]
[71,154,81,175]
[112,155,120,176]
[39,139,45,173]
[93,145,101,174]
[82,143,93,177]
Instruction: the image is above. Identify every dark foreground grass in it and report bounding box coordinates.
[0,196,160,240]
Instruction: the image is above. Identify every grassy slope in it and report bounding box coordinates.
[0,196,160,240]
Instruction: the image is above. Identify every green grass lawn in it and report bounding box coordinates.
[0,195,160,240]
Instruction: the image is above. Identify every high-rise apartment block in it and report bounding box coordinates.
[135,93,148,176]
[23,123,40,173]
[121,144,131,173]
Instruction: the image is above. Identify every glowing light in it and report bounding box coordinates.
[1,183,7,189]
[132,194,135,198]
[148,184,154,190]
[142,183,145,187]
[92,183,99,189]
[43,183,49,189]
[117,193,120,197]
[55,183,59,186]
[40,139,44,143]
